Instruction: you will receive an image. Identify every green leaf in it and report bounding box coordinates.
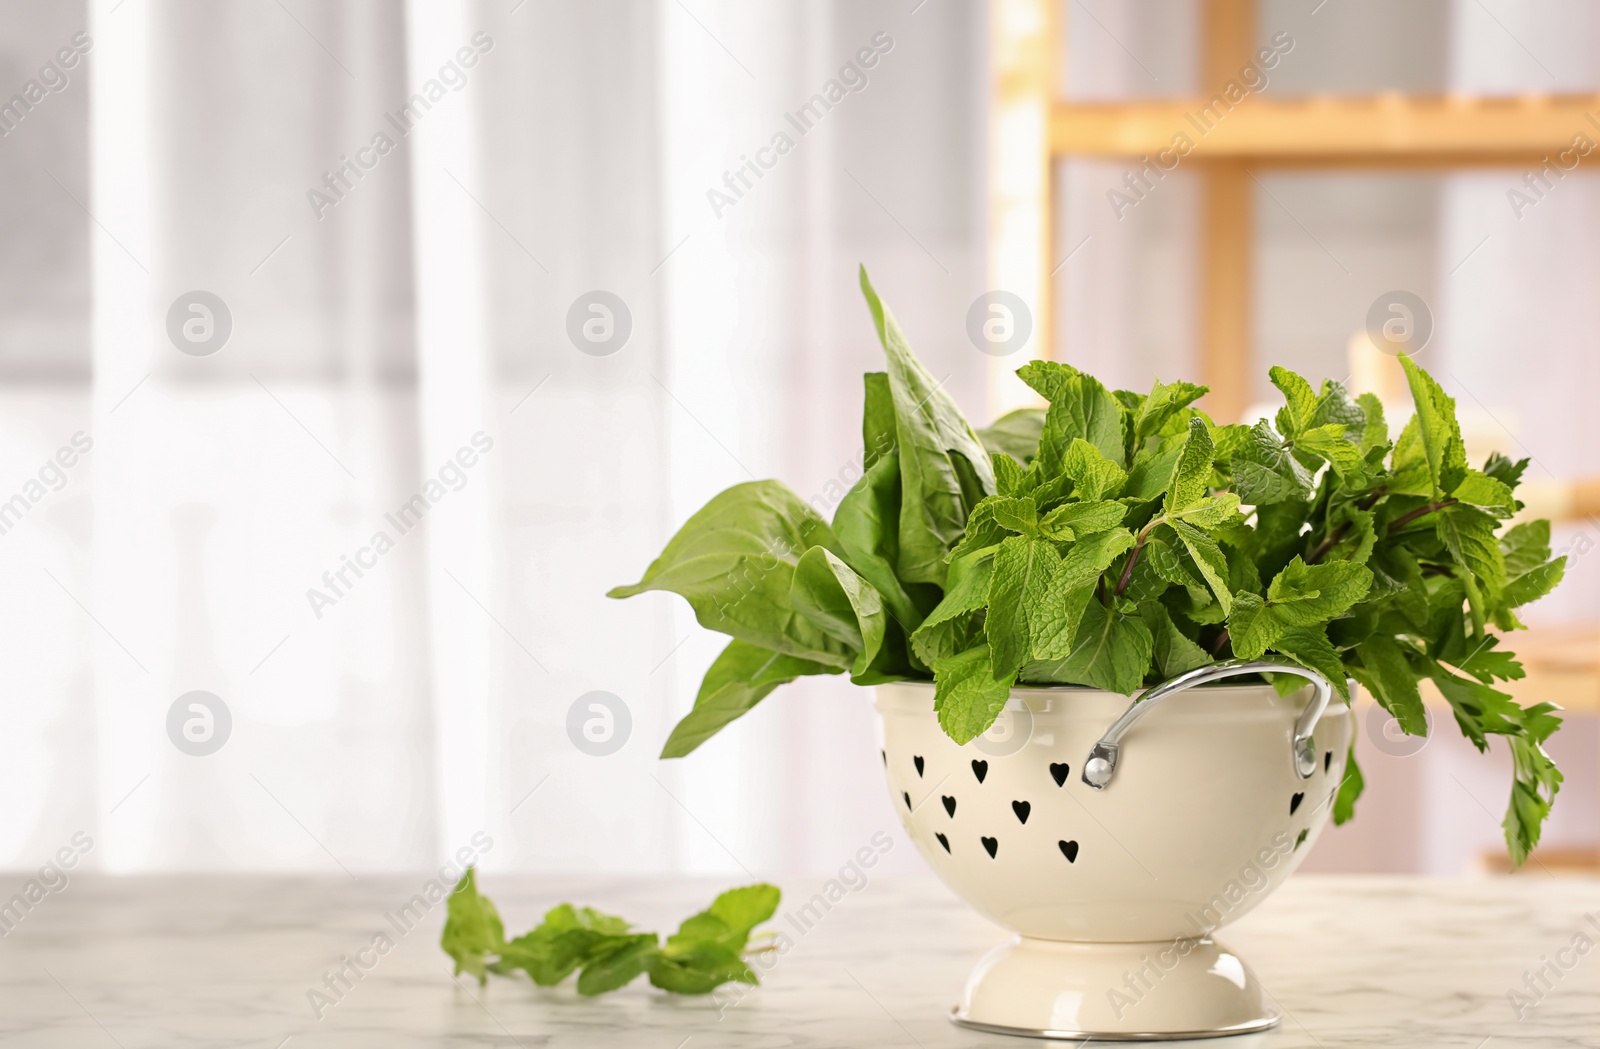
[1354,636,1425,735]
[1293,424,1365,482]
[1504,709,1564,867]
[1226,592,1283,660]
[1057,527,1137,591]
[933,645,1017,744]
[698,884,782,949]
[1141,601,1214,678]
[1503,557,1565,608]
[991,450,1027,496]
[1164,416,1215,513]
[1018,360,1127,472]
[1132,379,1208,447]
[1355,392,1388,453]
[609,480,854,667]
[861,372,897,470]
[790,547,887,677]
[1123,442,1184,502]
[647,942,753,995]
[660,640,837,758]
[947,496,1010,563]
[1269,365,1318,438]
[1229,420,1313,505]
[441,868,505,984]
[1042,600,1153,694]
[1172,520,1233,615]
[833,450,930,633]
[977,408,1045,463]
[1451,469,1516,515]
[1333,744,1364,824]
[1062,438,1128,501]
[989,496,1040,536]
[860,267,995,586]
[910,546,996,667]
[986,535,1061,677]
[1435,504,1507,594]
[576,934,660,995]
[1166,492,1241,529]
[1398,355,1467,495]
[1502,520,1552,577]
[1269,626,1350,703]
[1038,499,1127,540]
[1266,557,1373,627]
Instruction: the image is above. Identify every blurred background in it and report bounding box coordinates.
[2,0,1599,882]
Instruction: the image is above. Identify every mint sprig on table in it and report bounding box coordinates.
[610,266,1567,866]
[441,869,781,996]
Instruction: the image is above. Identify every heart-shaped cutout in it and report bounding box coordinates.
[903,791,913,812]
[1324,750,1332,773]
[981,836,998,858]
[913,755,925,777]
[942,795,956,817]
[972,760,988,784]
[1049,762,1070,787]
[935,832,950,853]
[1012,800,1031,824]
[1290,792,1304,815]
[1059,839,1079,863]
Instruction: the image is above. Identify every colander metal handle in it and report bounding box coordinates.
[1079,659,1332,791]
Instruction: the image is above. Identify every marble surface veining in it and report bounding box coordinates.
[1,873,1597,1047]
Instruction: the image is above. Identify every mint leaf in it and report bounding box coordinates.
[1270,626,1350,703]
[1039,499,1126,540]
[986,535,1060,677]
[1062,438,1128,500]
[933,645,1016,743]
[1266,557,1373,626]
[1229,420,1313,505]
[1333,744,1364,824]
[1503,556,1565,608]
[910,546,995,667]
[1172,520,1233,615]
[1353,636,1425,735]
[1269,365,1318,438]
[1398,355,1467,495]
[1141,601,1213,678]
[1018,361,1126,471]
[442,868,505,984]
[576,934,660,996]
[1036,600,1153,694]
[1435,504,1507,594]
[1164,416,1214,513]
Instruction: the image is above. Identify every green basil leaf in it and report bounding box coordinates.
[660,640,838,758]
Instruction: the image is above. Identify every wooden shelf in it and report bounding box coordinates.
[1052,93,1600,167]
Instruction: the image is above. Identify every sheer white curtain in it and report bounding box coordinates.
[1,0,989,877]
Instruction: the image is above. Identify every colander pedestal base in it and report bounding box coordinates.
[951,935,1279,1041]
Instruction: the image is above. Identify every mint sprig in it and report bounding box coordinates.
[442,869,780,997]
[609,266,1568,867]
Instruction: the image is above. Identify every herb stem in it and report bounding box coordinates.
[1306,486,1388,565]
[1388,497,1458,533]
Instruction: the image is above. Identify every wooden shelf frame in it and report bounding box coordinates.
[990,0,1600,420]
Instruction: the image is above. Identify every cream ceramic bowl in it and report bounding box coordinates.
[874,661,1350,1041]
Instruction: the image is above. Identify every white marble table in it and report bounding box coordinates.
[2,873,1596,1047]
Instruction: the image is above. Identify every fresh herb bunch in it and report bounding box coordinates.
[611,267,1566,864]
[441,868,781,996]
